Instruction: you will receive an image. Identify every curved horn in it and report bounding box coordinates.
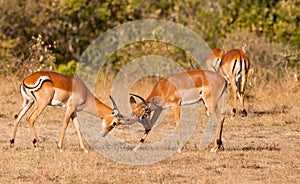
[109,95,119,110]
[129,93,146,103]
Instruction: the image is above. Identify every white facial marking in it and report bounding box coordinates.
[101,119,106,129]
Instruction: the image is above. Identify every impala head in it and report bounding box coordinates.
[129,94,159,121]
[100,96,126,137]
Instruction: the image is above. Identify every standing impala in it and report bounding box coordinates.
[218,44,250,118]
[10,71,127,152]
[128,70,227,153]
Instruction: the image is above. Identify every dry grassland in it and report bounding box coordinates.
[0,76,299,183]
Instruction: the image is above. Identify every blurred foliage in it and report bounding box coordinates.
[0,0,299,79]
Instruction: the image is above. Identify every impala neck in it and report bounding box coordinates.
[94,97,113,119]
[83,92,112,119]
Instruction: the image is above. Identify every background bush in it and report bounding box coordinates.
[0,0,299,81]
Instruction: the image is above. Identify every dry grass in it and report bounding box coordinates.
[0,75,300,184]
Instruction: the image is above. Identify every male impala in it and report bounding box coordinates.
[10,71,126,152]
[218,44,250,118]
[205,48,226,71]
[128,70,227,153]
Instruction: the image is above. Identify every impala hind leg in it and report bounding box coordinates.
[230,79,238,119]
[10,100,34,148]
[210,108,225,152]
[238,92,247,117]
[26,102,48,148]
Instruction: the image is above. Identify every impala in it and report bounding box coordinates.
[10,71,128,152]
[128,70,227,153]
[205,48,226,72]
[218,44,250,118]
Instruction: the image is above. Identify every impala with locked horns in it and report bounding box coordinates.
[125,70,227,153]
[10,71,134,152]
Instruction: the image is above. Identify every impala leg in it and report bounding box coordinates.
[133,129,151,152]
[230,79,238,119]
[211,108,225,152]
[10,100,34,148]
[71,112,88,153]
[133,108,162,152]
[239,71,248,117]
[57,108,73,152]
[172,105,182,153]
[238,92,247,117]
[26,103,48,149]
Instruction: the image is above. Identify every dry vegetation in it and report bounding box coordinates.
[0,73,299,183]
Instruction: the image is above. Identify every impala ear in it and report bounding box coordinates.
[130,96,136,104]
[130,96,137,110]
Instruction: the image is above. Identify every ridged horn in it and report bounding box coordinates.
[129,93,146,103]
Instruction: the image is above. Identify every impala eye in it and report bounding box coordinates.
[112,122,117,126]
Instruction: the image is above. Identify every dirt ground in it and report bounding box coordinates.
[0,76,299,183]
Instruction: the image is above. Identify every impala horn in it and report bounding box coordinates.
[130,93,146,103]
[109,95,139,124]
[109,95,121,117]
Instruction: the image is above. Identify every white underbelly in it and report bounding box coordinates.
[50,99,65,107]
[177,88,201,102]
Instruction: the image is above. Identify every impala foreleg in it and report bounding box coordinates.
[133,129,151,152]
[172,104,182,153]
[71,112,88,153]
[57,107,73,152]
[133,108,162,152]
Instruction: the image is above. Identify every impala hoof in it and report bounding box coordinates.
[177,148,182,153]
[210,147,218,153]
[241,109,247,118]
[210,145,224,153]
[133,147,139,152]
[33,139,39,148]
[10,139,14,148]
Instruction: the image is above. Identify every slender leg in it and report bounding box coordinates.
[71,112,88,153]
[26,102,48,148]
[238,92,247,117]
[57,107,73,151]
[133,108,163,152]
[230,77,238,118]
[133,129,151,152]
[10,100,34,148]
[211,108,225,152]
[172,104,182,153]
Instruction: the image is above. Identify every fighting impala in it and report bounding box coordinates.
[128,70,227,153]
[10,71,128,152]
[218,44,250,118]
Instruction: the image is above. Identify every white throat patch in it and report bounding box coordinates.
[101,119,106,129]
